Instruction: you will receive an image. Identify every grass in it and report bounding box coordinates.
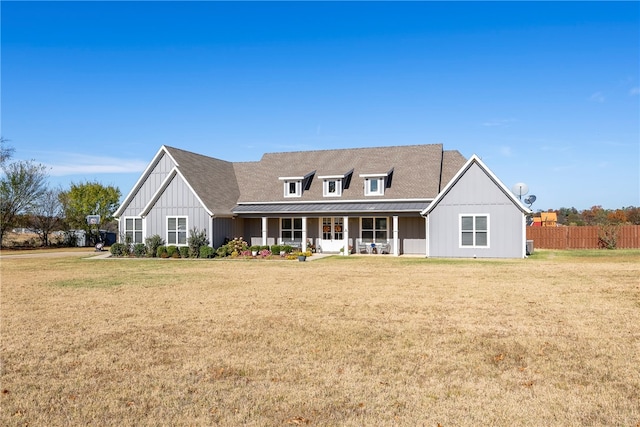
[1,250,639,426]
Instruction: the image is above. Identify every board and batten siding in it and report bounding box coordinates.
[119,152,177,217]
[144,173,211,245]
[399,216,426,255]
[427,163,525,258]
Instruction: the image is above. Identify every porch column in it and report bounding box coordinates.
[424,216,430,258]
[261,217,268,246]
[343,215,349,256]
[301,217,307,252]
[393,215,399,256]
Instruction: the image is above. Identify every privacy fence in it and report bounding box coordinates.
[526,225,640,249]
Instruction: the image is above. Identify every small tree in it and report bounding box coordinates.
[0,160,48,246]
[60,181,121,246]
[28,187,63,246]
[145,234,165,257]
[187,227,209,258]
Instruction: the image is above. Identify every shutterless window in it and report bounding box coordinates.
[167,217,187,245]
[284,180,301,197]
[281,218,303,241]
[461,215,488,247]
[361,217,388,242]
[124,217,143,243]
[365,177,384,196]
[323,179,342,197]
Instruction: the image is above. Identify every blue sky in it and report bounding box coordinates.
[2,1,638,210]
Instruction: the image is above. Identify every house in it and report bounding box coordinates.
[115,144,531,258]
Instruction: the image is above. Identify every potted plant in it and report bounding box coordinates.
[250,245,259,257]
[297,251,306,262]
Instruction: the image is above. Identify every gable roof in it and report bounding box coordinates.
[421,154,532,216]
[115,145,240,218]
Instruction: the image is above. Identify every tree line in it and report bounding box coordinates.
[545,206,640,226]
[0,138,121,248]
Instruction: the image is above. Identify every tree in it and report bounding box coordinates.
[28,187,63,246]
[0,160,49,246]
[0,137,15,167]
[60,181,121,246]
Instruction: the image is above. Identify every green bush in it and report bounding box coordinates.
[282,245,293,254]
[188,227,210,258]
[132,243,147,257]
[145,234,165,257]
[200,246,214,259]
[179,246,190,258]
[156,246,168,258]
[166,245,178,258]
[271,244,281,254]
[110,242,129,257]
[215,237,249,258]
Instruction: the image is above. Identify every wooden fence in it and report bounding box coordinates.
[526,225,640,249]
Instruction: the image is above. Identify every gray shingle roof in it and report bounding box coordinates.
[164,146,240,217]
[234,144,465,203]
[159,144,466,216]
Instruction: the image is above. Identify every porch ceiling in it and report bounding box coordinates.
[231,201,431,216]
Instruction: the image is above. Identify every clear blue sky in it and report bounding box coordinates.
[2,1,638,211]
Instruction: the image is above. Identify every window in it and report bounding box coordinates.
[365,178,384,196]
[124,217,143,243]
[167,216,187,245]
[284,180,302,197]
[361,217,388,242]
[323,179,342,197]
[460,214,489,247]
[281,218,302,242]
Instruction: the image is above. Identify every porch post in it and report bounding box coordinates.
[343,215,349,256]
[424,216,430,258]
[261,217,268,246]
[393,215,399,256]
[301,217,307,252]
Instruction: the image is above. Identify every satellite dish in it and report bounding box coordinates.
[511,182,529,200]
[524,195,536,206]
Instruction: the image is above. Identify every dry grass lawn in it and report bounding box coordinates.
[1,250,639,426]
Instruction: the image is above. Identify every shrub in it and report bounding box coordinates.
[156,246,168,258]
[259,249,272,258]
[179,246,190,258]
[199,246,214,259]
[282,245,293,254]
[188,227,209,258]
[166,245,178,258]
[598,224,620,249]
[215,237,249,258]
[132,243,147,257]
[271,244,281,254]
[110,242,129,257]
[145,234,164,257]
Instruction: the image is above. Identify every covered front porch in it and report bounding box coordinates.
[232,201,432,256]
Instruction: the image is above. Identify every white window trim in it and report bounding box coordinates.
[322,178,342,197]
[167,216,188,246]
[280,217,303,243]
[123,216,144,244]
[459,214,490,248]
[364,177,385,196]
[279,177,303,198]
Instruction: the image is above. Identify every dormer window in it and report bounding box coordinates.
[360,169,393,196]
[279,171,315,198]
[318,170,352,198]
[281,178,302,197]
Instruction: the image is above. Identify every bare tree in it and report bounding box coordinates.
[28,187,63,246]
[0,160,48,246]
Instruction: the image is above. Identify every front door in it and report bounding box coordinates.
[319,217,344,252]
